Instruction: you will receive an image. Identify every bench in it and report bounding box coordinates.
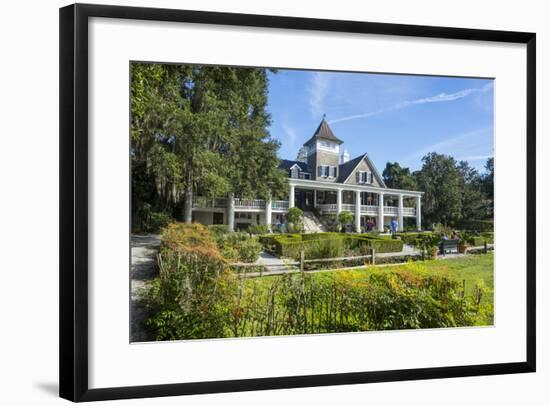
[439,239,459,255]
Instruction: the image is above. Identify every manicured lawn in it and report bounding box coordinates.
[340,253,494,303]
[255,253,494,306]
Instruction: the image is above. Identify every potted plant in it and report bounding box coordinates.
[458,239,469,254]
[417,234,439,259]
[337,211,354,233]
[428,245,439,259]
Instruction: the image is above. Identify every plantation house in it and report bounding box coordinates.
[192,118,423,232]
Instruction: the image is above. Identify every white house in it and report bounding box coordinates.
[192,118,423,232]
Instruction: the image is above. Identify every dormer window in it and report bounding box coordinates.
[290,165,300,179]
[356,171,372,184]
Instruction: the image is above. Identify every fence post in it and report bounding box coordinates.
[484,240,488,254]
[300,250,305,273]
[371,247,376,265]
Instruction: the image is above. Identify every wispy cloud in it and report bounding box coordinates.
[329,82,493,124]
[308,72,331,118]
[401,127,492,167]
[456,154,493,162]
[281,119,297,146]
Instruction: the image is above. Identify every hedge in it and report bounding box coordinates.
[259,232,403,259]
[460,220,494,232]
[396,232,434,246]
[357,235,404,253]
[466,232,494,246]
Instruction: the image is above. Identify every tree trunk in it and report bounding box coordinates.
[183,188,193,223]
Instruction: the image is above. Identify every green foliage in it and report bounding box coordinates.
[286,207,304,233]
[396,232,433,246]
[287,207,303,223]
[258,233,402,260]
[358,235,404,254]
[247,224,270,235]
[216,232,262,263]
[144,228,493,340]
[207,224,230,238]
[408,153,494,229]
[144,222,234,340]
[382,162,417,190]
[131,63,287,231]
[461,231,493,246]
[148,212,172,233]
[414,153,463,226]
[416,233,440,258]
[337,211,354,226]
[460,220,494,232]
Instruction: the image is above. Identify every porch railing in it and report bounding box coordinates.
[360,205,379,215]
[403,207,416,216]
[341,204,355,212]
[271,200,289,210]
[383,206,398,215]
[318,204,337,214]
[234,199,265,210]
[192,196,227,209]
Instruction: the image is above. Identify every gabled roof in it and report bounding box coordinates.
[303,118,344,146]
[337,153,387,187]
[278,159,310,172]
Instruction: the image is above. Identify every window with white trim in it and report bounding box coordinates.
[356,171,372,184]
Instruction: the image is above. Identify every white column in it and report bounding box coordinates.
[355,191,361,233]
[289,184,295,208]
[336,189,342,215]
[313,189,317,208]
[416,195,422,231]
[227,193,235,232]
[398,194,404,232]
[265,195,272,229]
[378,192,385,232]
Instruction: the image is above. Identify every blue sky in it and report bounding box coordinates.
[266,69,494,173]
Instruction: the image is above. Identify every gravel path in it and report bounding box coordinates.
[131,234,160,342]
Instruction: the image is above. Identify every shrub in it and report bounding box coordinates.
[258,232,402,259]
[462,231,494,247]
[357,235,404,253]
[461,220,494,232]
[396,232,435,246]
[287,207,303,224]
[338,211,354,227]
[247,224,270,235]
[160,223,225,265]
[207,224,230,238]
[148,212,172,233]
[216,232,262,263]
[144,223,235,340]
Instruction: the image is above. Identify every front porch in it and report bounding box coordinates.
[191,178,422,232]
[289,179,422,232]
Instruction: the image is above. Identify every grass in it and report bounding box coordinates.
[341,253,493,302]
[252,253,494,306]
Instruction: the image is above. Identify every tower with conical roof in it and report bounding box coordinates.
[303,117,343,181]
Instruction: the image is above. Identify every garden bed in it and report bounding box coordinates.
[259,232,404,260]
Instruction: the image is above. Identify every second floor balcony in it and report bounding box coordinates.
[193,196,289,211]
[317,204,416,217]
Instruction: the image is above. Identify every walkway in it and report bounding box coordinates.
[131,234,160,342]
[254,251,299,275]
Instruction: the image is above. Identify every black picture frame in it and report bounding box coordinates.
[59,3,536,402]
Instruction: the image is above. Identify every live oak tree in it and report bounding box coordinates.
[414,153,462,227]
[457,160,485,222]
[130,63,286,230]
[382,162,417,190]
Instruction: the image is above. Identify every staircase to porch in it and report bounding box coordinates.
[301,211,327,233]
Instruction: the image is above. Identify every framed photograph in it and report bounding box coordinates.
[59,3,536,402]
